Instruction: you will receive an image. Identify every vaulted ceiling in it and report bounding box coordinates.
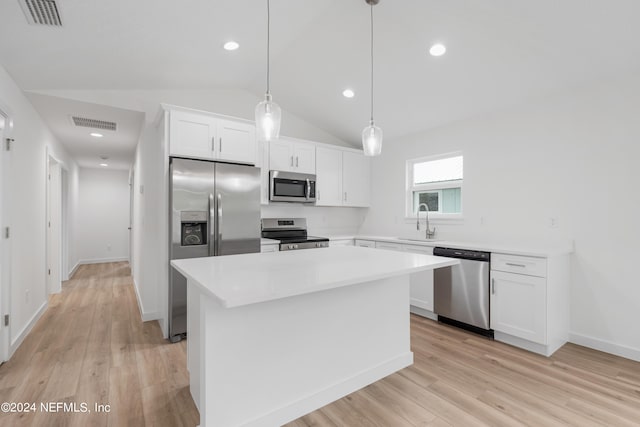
[2,0,640,154]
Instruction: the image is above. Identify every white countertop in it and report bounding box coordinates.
[327,235,573,257]
[171,246,458,308]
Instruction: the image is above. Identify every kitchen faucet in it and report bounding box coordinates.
[417,203,436,239]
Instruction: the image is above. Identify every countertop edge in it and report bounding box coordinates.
[327,235,573,257]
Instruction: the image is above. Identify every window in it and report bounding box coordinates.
[406,153,463,217]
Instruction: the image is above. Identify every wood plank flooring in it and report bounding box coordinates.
[1,261,639,426]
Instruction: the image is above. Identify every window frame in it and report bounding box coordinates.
[405,152,464,222]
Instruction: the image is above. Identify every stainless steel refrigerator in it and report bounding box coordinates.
[169,158,261,342]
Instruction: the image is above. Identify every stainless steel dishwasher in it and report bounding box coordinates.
[433,247,493,337]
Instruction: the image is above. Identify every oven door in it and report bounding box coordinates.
[270,170,316,203]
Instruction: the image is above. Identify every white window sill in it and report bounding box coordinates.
[404,214,464,225]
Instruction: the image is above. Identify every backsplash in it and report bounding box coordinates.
[261,204,368,237]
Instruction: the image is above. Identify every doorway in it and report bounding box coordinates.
[0,108,10,362]
[46,154,63,294]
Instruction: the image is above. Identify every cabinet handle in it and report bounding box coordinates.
[211,137,215,152]
[505,262,526,268]
[296,156,299,167]
[491,278,495,295]
[317,190,320,201]
[290,156,294,167]
[344,192,347,202]
[220,137,223,152]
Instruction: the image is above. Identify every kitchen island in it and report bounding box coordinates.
[171,246,458,427]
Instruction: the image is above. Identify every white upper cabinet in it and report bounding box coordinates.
[269,138,316,174]
[315,146,343,206]
[217,119,256,165]
[342,151,371,207]
[169,110,217,160]
[169,109,256,165]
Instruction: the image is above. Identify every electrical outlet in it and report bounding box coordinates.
[25,289,30,303]
[548,217,559,228]
[107,244,112,251]
[479,216,485,225]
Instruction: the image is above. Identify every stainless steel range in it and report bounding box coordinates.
[261,218,329,251]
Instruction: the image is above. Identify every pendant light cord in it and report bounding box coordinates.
[266,0,271,95]
[370,2,374,124]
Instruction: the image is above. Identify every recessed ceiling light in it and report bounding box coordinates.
[223,41,239,51]
[429,43,446,57]
[342,89,355,98]
[90,132,103,138]
[100,163,108,167]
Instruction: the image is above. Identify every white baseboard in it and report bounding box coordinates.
[9,300,48,359]
[569,332,640,362]
[132,277,162,323]
[75,257,129,266]
[68,261,81,278]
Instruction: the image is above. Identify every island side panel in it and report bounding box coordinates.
[197,275,413,427]
[186,281,202,412]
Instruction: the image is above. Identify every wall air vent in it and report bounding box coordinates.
[19,0,63,27]
[71,116,117,131]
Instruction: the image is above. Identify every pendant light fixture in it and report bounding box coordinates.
[255,0,282,142]
[362,0,382,156]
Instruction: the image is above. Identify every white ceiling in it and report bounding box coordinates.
[2,0,640,153]
[26,93,144,170]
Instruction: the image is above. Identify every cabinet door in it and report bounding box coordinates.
[217,119,256,165]
[269,139,294,172]
[293,141,316,174]
[315,146,343,206]
[260,141,270,205]
[355,240,376,248]
[343,152,371,207]
[490,270,546,344]
[403,244,434,312]
[169,110,216,159]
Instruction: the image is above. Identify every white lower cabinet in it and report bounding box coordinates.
[261,244,279,253]
[490,270,546,344]
[490,252,569,356]
[402,244,435,313]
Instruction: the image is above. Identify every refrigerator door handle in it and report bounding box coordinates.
[208,193,215,256]
[216,193,223,255]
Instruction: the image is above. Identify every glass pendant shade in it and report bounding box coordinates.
[362,121,382,156]
[255,93,281,142]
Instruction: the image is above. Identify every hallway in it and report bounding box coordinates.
[0,262,198,427]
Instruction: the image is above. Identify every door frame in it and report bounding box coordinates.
[45,149,65,295]
[0,104,12,362]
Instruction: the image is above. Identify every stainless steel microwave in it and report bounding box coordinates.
[269,170,316,203]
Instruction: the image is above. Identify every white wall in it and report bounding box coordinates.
[76,167,130,264]
[0,64,79,357]
[361,73,640,360]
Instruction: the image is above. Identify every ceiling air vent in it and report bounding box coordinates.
[19,0,63,27]
[71,116,117,131]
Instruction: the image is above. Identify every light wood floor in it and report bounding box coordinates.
[1,262,639,427]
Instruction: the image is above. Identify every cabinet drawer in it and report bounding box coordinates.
[355,239,376,248]
[492,253,546,277]
[375,242,403,251]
